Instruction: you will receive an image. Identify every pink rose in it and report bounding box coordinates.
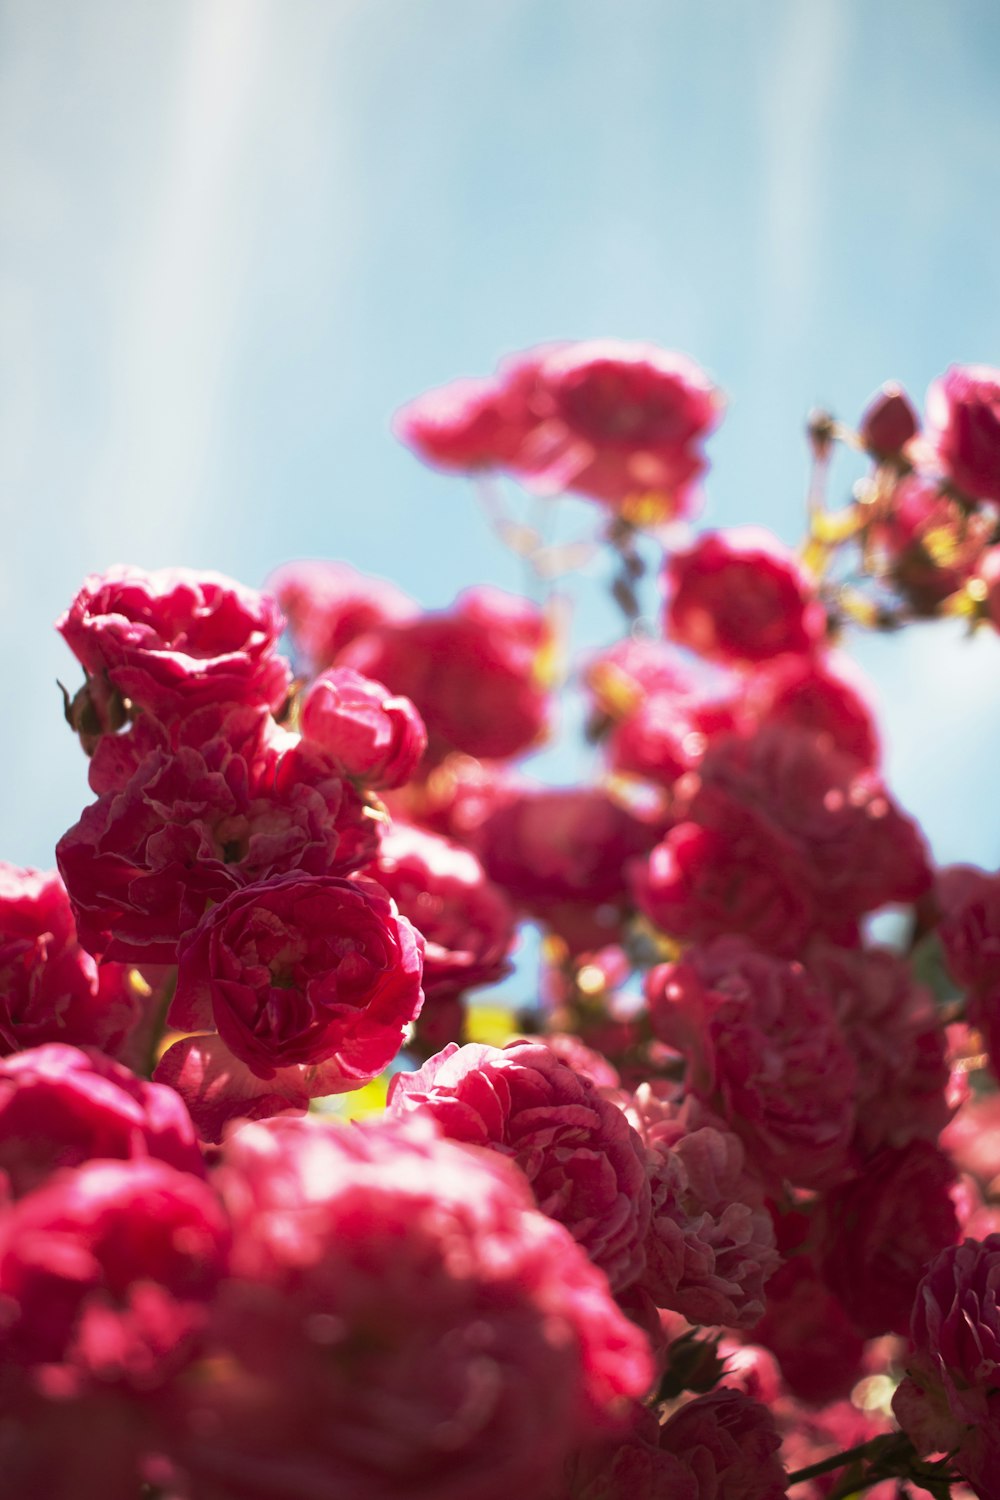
[512,340,723,518]
[163,1114,653,1500]
[647,938,856,1191]
[57,565,290,718]
[340,586,551,764]
[157,874,424,1141]
[0,1158,228,1396]
[0,1043,203,1197]
[658,1388,788,1499]
[893,1235,1000,1496]
[747,652,879,767]
[626,1089,780,1329]
[926,363,1000,502]
[751,1254,865,1407]
[807,942,952,1160]
[388,1039,651,1291]
[393,370,538,473]
[299,666,426,789]
[819,1142,959,1337]
[265,559,416,675]
[870,475,984,615]
[476,784,660,954]
[665,528,827,666]
[0,864,138,1056]
[57,707,377,963]
[371,821,516,1004]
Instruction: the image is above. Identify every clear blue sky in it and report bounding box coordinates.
[3,0,1000,872]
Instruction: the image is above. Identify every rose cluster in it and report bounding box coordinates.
[2,339,999,1496]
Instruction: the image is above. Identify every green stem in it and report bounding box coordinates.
[786,1435,893,1485]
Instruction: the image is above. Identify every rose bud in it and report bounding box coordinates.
[299,666,426,789]
[859,381,919,459]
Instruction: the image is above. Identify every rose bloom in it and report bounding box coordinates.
[806,942,952,1161]
[57,565,290,718]
[751,1253,866,1407]
[370,821,516,1005]
[893,1235,1000,1499]
[0,863,138,1056]
[0,1043,203,1197]
[265,559,416,676]
[657,1388,788,1500]
[926,363,1000,503]
[647,938,857,1192]
[339,586,552,763]
[0,1158,229,1398]
[475,784,660,954]
[746,652,879,767]
[511,339,723,518]
[388,1039,651,1292]
[57,706,378,964]
[396,339,723,521]
[665,528,827,666]
[625,1088,780,1329]
[818,1142,960,1337]
[161,1114,654,1500]
[299,667,426,788]
[936,863,1000,991]
[692,723,932,935]
[156,873,424,1142]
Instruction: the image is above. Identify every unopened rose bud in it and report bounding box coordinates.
[60,674,127,755]
[860,382,919,459]
[658,1330,728,1399]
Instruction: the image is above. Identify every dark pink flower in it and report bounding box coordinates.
[0,1043,203,1197]
[647,938,856,1192]
[658,1387,787,1499]
[870,475,984,615]
[393,371,539,473]
[57,566,290,718]
[0,1158,229,1397]
[265,559,416,676]
[340,586,552,763]
[0,864,138,1056]
[57,707,378,963]
[163,1113,653,1500]
[388,1040,651,1291]
[475,784,660,954]
[751,1253,865,1407]
[665,528,827,666]
[747,653,879,767]
[371,822,516,1003]
[937,863,1000,992]
[512,340,723,518]
[819,1142,960,1337]
[893,1235,1000,1496]
[806,942,952,1160]
[859,381,919,459]
[626,1089,780,1329]
[926,363,1000,502]
[299,667,426,789]
[157,874,424,1141]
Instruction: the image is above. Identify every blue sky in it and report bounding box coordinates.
[3,0,1000,872]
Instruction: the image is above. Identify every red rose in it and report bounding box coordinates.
[665,527,827,666]
[156,874,424,1141]
[647,938,856,1192]
[265,559,416,676]
[0,1043,203,1197]
[371,821,516,1003]
[388,1039,651,1292]
[0,864,138,1056]
[57,707,377,963]
[339,586,552,763]
[57,566,290,718]
[819,1142,959,1337]
[926,363,1000,502]
[0,1158,228,1396]
[163,1114,653,1500]
[658,1388,787,1499]
[299,667,427,789]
